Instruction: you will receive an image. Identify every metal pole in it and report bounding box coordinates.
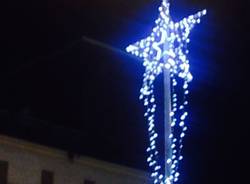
[163,0,172,179]
[163,68,172,180]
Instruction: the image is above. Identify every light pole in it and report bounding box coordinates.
[126,0,206,183]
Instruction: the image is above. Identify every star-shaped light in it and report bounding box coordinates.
[127,1,206,85]
[126,0,206,183]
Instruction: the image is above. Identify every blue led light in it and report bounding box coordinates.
[126,0,206,183]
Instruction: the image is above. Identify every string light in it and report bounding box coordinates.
[126,0,206,183]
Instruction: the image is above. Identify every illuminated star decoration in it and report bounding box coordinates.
[126,0,206,183]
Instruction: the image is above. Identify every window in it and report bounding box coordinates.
[84,179,95,184]
[0,160,8,184]
[41,170,54,184]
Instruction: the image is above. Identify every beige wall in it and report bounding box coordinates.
[0,135,149,184]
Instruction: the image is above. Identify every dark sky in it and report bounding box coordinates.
[0,0,249,183]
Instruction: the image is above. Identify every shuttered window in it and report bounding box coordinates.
[41,170,54,184]
[0,160,8,184]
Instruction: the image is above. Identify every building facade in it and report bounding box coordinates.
[0,135,149,184]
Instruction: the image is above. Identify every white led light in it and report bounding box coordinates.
[167,158,172,164]
[183,126,188,131]
[179,121,185,127]
[175,172,180,177]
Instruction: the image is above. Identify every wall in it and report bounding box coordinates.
[0,135,149,184]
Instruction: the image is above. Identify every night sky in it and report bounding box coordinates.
[0,0,249,183]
